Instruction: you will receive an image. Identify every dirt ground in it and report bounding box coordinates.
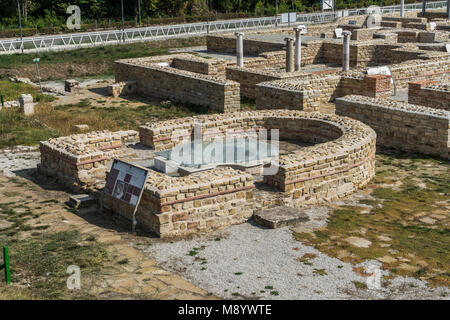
[0,150,217,299]
[0,81,448,300]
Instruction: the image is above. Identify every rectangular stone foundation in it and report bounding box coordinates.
[115,58,241,113]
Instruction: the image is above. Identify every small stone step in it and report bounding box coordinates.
[253,206,309,229]
[67,194,97,209]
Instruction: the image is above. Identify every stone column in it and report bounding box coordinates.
[293,26,304,71]
[422,0,427,16]
[235,32,244,67]
[447,0,449,19]
[19,94,34,116]
[342,31,352,72]
[285,37,294,73]
[400,0,405,17]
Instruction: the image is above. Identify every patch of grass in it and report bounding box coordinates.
[234,272,243,276]
[2,191,21,197]
[270,291,279,296]
[0,81,56,102]
[358,199,378,206]
[313,269,327,276]
[241,97,257,111]
[353,281,368,290]
[294,157,450,287]
[0,107,58,147]
[297,253,317,266]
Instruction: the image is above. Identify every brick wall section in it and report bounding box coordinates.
[115,60,240,113]
[263,116,376,206]
[408,80,450,110]
[390,57,450,88]
[342,74,393,98]
[335,95,450,159]
[171,57,217,75]
[38,130,139,192]
[206,35,285,55]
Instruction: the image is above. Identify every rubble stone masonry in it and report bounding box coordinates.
[38,130,139,192]
[408,80,450,111]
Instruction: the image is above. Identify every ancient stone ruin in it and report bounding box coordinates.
[39,10,450,238]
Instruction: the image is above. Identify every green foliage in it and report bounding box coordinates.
[0,0,409,34]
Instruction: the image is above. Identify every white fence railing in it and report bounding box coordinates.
[0,1,447,55]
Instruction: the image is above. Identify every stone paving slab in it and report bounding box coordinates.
[253,206,310,229]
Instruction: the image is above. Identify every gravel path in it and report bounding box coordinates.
[145,217,449,300]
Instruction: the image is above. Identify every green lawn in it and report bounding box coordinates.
[0,37,204,70]
[0,81,56,102]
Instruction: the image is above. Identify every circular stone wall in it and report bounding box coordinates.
[140,110,376,208]
[260,112,376,206]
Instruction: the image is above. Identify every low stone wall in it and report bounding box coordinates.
[226,67,305,100]
[408,80,450,110]
[335,95,450,159]
[115,58,240,113]
[207,34,285,55]
[382,16,427,26]
[255,71,392,110]
[38,130,139,192]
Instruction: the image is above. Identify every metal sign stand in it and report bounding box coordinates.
[103,159,149,234]
[131,185,146,234]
